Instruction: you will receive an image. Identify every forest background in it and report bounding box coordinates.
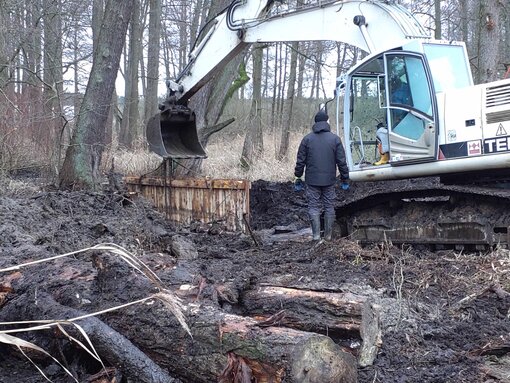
[0,0,508,188]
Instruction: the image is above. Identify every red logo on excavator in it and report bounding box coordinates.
[467,140,481,155]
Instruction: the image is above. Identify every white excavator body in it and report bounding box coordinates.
[146,0,510,184]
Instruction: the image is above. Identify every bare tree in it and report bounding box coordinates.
[434,0,441,39]
[241,44,263,168]
[144,0,161,124]
[458,0,470,43]
[60,0,135,189]
[119,0,142,148]
[476,0,504,83]
[270,42,280,131]
[277,41,298,161]
[43,0,65,176]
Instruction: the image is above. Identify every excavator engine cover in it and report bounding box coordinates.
[146,102,207,159]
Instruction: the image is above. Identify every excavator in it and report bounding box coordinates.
[146,0,510,249]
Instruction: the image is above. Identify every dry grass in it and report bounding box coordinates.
[0,175,42,197]
[202,132,303,182]
[112,147,162,177]
[112,132,304,182]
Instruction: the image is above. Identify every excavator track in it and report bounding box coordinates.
[336,178,510,249]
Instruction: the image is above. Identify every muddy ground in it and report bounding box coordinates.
[0,178,509,382]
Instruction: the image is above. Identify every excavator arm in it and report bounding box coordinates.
[147,0,429,158]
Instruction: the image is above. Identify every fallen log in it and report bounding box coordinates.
[1,243,360,382]
[2,272,358,382]
[242,285,365,333]
[241,285,381,367]
[104,301,358,383]
[0,292,180,383]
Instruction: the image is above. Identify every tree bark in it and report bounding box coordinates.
[434,0,442,39]
[105,300,357,383]
[242,285,365,333]
[0,254,362,383]
[277,41,298,161]
[59,0,135,189]
[241,284,382,367]
[144,0,161,124]
[476,0,503,83]
[459,0,469,50]
[43,0,65,178]
[119,0,142,148]
[241,45,264,169]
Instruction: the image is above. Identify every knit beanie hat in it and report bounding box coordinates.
[314,110,329,123]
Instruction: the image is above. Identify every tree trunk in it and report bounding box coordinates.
[434,0,442,39]
[144,0,161,124]
[459,0,469,48]
[276,42,286,131]
[43,0,64,178]
[242,286,365,333]
[108,301,358,383]
[241,45,264,169]
[59,0,135,190]
[22,2,44,152]
[270,43,279,132]
[241,284,381,367]
[296,43,306,99]
[476,0,503,83]
[178,0,188,71]
[0,3,13,124]
[277,41,298,161]
[189,0,203,48]
[0,227,366,383]
[119,0,142,148]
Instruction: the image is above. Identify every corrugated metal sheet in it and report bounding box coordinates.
[124,176,250,232]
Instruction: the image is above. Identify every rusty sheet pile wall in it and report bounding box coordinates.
[124,177,250,232]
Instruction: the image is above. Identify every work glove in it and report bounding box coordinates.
[294,177,304,192]
[340,180,350,190]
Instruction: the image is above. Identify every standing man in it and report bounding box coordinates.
[294,109,350,241]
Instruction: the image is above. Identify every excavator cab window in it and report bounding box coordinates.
[348,75,386,166]
[345,50,438,168]
[385,53,433,141]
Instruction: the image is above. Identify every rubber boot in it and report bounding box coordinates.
[310,215,321,241]
[324,215,335,241]
[374,152,389,166]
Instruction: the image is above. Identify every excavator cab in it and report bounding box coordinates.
[146,101,207,159]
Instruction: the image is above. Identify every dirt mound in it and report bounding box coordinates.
[0,180,508,382]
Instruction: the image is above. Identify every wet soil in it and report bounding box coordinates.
[0,178,509,382]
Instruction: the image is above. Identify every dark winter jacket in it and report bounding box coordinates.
[294,121,349,186]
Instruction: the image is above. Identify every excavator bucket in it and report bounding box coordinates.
[146,103,207,159]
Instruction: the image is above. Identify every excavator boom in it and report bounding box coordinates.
[147,0,429,158]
